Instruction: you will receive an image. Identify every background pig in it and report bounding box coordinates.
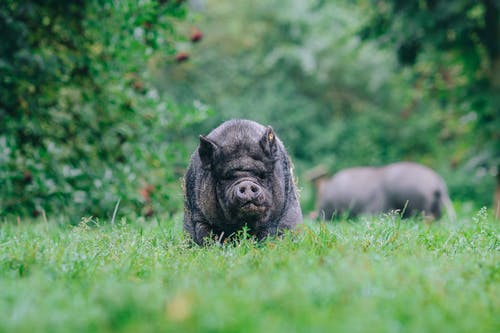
[184,119,303,245]
[317,162,454,220]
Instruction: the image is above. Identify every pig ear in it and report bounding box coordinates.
[260,126,277,157]
[199,135,219,167]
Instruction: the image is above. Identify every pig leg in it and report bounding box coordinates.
[194,222,214,245]
[183,210,214,245]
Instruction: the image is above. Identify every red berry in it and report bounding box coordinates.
[139,184,154,201]
[132,80,144,92]
[175,52,189,63]
[190,29,203,43]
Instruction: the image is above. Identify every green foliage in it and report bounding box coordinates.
[155,0,495,209]
[361,0,500,186]
[0,0,206,218]
[0,210,498,332]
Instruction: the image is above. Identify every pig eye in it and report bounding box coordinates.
[222,172,236,180]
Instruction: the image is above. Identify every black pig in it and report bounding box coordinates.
[183,119,303,245]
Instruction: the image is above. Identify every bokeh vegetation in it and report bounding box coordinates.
[1,0,498,218]
[361,0,500,214]
[157,0,498,212]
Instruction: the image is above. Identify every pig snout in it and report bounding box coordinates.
[234,180,262,204]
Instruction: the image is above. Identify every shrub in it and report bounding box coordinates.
[0,0,205,219]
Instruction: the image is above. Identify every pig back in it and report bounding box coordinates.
[381,162,449,218]
[318,167,385,219]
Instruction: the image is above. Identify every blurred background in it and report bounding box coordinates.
[1,0,498,220]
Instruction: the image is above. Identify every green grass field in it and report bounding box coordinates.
[1,208,499,333]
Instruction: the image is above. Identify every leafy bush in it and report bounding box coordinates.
[0,0,206,219]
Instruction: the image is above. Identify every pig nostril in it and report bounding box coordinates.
[236,181,261,200]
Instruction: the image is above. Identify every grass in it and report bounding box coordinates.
[0,208,499,333]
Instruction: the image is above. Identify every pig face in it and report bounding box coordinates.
[198,126,278,229]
